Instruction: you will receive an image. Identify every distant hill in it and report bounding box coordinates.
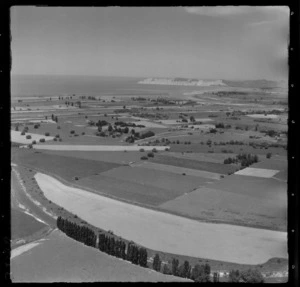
[138,78,227,87]
[223,80,283,89]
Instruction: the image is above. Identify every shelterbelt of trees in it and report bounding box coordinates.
[57,216,264,282]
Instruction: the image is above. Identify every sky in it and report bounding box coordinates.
[11,6,289,80]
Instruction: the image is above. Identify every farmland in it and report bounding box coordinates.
[11,230,189,282]
[11,76,288,281]
[34,173,287,265]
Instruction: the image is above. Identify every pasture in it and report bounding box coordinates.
[161,151,238,164]
[11,209,47,240]
[160,165,287,232]
[11,149,120,181]
[150,154,238,174]
[41,150,145,164]
[76,174,185,206]
[101,166,212,193]
[132,161,222,180]
[11,230,188,282]
[11,130,54,144]
[33,144,169,151]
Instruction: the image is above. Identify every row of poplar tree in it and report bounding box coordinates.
[152,254,216,282]
[57,216,263,282]
[57,217,147,268]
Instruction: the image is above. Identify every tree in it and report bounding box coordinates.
[190,116,195,122]
[178,260,191,278]
[138,248,148,267]
[162,264,172,275]
[240,269,264,283]
[153,254,161,272]
[213,272,220,282]
[108,125,113,132]
[228,270,240,282]
[191,264,211,282]
[171,258,179,276]
[183,261,191,278]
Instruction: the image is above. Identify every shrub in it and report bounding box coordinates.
[32,140,36,144]
[165,148,169,151]
[26,135,32,139]
[240,269,264,283]
[182,173,186,176]
[82,132,85,135]
[39,138,45,143]
[57,126,61,129]
[147,152,154,158]
[34,124,39,129]
[152,148,157,153]
[139,148,145,152]
[74,177,79,180]
[70,130,75,134]
[45,132,50,136]
[140,156,148,160]
[21,131,26,135]
[266,152,272,159]
[59,138,62,142]
[54,138,57,141]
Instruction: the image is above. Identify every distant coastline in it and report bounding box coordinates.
[139,78,226,87]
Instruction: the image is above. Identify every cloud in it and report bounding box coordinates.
[184,6,289,17]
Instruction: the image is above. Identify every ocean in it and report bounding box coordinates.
[11,75,287,99]
[10,75,234,99]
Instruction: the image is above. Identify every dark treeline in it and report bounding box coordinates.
[57,216,97,248]
[57,217,148,268]
[57,217,263,282]
[224,153,258,167]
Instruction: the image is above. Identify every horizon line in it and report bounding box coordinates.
[11,73,287,82]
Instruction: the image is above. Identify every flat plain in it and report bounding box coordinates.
[11,77,288,281]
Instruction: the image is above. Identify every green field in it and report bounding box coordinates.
[159,157,287,231]
[12,148,121,181]
[41,150,146,164]
[11,230,189,282]
[11,209,47,240]
[101,166,212,193]
[150,154,238,174]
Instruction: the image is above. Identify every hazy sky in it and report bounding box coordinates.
[11,6,289,80]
